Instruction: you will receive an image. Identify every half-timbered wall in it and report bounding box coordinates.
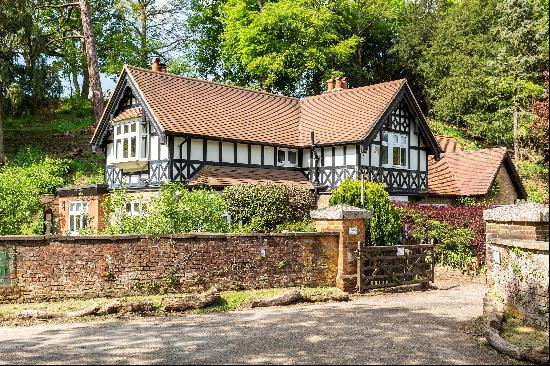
[103,85,432,197]
[302,98,430,196]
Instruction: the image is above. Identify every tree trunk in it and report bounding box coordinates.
[513,101,519,160]
[80,54,90,98]
[0,93,4,165]
[71,64,81,96]
[139,4,148,67]
[79,0,104,125]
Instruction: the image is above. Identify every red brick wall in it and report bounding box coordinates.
[0,233,339,303]
[486,221,549,242]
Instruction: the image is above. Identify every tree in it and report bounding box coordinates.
[490,0,548,159]
[219,0,362,95]
[391,0,447,113]
[108,0,186,69]
[78,0,104,125]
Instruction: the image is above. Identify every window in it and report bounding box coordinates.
[113,119,148,161]
[125,200,147,216]
[276,148,298,167]
[68,201,88,235]
[381,132,408,168]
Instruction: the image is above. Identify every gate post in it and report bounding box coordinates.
[311,205,371,292]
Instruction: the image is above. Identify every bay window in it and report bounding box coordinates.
[112,118,149,171]
[276,148,298,167]
[381,132,408,169]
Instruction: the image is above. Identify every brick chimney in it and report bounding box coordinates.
[151,57,167,73]
[334,76,344,90]
[151,57,160,72]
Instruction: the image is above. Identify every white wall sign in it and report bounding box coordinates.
[492,249,501,265]
[349,227,358,235]
[396,246,405,256]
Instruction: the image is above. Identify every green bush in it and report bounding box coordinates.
[222,183,315,233]
[102,183,230,235]
[0,148,70,234]
[328,178,402,245]
[396,206,479,272]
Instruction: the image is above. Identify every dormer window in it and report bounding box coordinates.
[113,117,148,171]
[277,148,298,167]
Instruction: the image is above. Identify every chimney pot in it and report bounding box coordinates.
[152,57,160,72]
[335,76,343,90]
[342,77,348,89]
[326,78,335,92]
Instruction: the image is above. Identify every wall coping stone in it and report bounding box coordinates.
[310,204,372,220]
[490,238,549,252]
[484,203,549,223]
[0,232,339,243]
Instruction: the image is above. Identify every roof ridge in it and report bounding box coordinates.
[301,78,406,102]
[124,64,300,102]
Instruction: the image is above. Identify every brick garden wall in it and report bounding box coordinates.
[483,203,549,329]
[0,232,339,303]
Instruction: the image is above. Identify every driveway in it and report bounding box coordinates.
[0,281,519,365]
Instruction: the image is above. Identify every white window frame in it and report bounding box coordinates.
[68,201,88,235]
[125,200,147,216]
[381,131,408,169]
[276,148,298,167]
[113,118,148,162]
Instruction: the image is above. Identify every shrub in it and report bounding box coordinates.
[222,183,315,232]
[102,184,230,234]
[396,203,488,270]
[0,148,70,234]
[328,178,402,245]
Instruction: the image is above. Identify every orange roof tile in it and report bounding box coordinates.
[126,66,301,146]
[121,66,406,147]
[428,147,508,196]
[435,135,463,153]
[112,107,142,123]
[188,165,313,189]
[299,80,406,145]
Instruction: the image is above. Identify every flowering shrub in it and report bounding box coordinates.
[395,203,489,270]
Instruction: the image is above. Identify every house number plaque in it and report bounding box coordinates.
[348,227,358,235]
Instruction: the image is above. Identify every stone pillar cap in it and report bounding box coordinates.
[483,202,549,222]
[310,204,372,220]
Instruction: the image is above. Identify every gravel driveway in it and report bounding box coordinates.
[0,281,519,365]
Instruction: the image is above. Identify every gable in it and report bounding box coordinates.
[361,85,441,159]
[428,147,525,198]
[91,68,165,151]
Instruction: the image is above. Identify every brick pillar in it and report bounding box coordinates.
[483,203,549,328]
[311,204,371,292]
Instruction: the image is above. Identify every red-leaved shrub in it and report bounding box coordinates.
[394,203,491,266]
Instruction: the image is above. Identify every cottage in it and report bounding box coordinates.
[52,58,520,234]
[423,136,526,205]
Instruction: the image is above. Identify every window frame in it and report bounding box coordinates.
[381,131,408,169]
[276,148,298,167]
[68,200,88,235]
[113,118,148,162]
[125,200,148,217]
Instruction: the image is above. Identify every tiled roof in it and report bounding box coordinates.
[126,66,301,146]
[122,65,406,147]
[112,107,142,123]
[188,165,313,189]
[428,147,508,196]
[435,135,463,153]
[299,80,406,145]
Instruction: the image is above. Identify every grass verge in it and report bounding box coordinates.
[0,287,346,326]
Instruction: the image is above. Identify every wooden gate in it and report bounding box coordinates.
[355,242,434,292]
